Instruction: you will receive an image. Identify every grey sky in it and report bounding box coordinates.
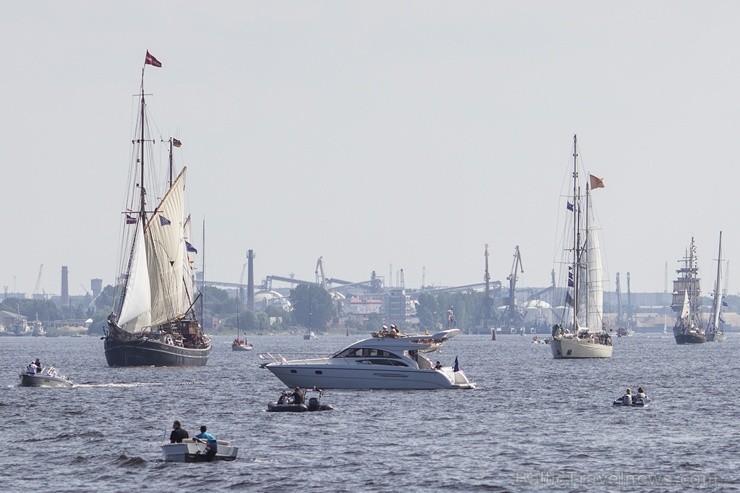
[2,1,738,296]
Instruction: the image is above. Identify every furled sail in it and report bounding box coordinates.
[585,197,603,332]
[181,214,196,311]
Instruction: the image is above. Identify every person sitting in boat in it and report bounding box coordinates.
[169,420,189,443]
[194,425,218,461]
[34,358,42,373]
[637,386,648,401]
[277,391,289,404]
[622,388,633,406]
[291,387,305,405]
[380,325,389,336]
[390,324,399,337]
[434,361,443,370]
[26,361,37,375]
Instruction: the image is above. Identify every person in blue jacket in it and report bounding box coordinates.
[195,425,218,461]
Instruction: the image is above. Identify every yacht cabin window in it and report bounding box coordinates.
[356,359,408,366]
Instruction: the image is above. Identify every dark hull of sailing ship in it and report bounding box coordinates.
[673,330,706,345]
[104,323,211,367]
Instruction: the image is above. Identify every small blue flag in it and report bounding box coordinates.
[186,241,198,253]
[159,215,171,226]
[566,201,574,211]
[453,356,459,372]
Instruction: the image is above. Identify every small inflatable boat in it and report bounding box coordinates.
[267,389,333,412]
[613,395,650,407]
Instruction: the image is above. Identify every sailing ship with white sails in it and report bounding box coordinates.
[706,232,726,342]
[104,52,211,366]
[671,237,706,345]
[550,135,613,359]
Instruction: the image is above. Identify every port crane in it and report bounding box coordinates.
[33,264,44,298]
[315,257,327,289]
[500,246,524,329]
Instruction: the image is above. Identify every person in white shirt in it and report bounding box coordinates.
[622,388,633,406]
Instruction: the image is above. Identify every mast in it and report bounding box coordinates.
[168,138,174,188]
[571,134,579,330]
[615,273,622,323]
[139,69,147,222]
[626,272,632,325]
[584,179,591,327]
[200,217,206,326]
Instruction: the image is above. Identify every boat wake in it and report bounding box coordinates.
[74,381,196,388]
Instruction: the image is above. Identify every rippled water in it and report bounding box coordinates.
[2,333,737,492]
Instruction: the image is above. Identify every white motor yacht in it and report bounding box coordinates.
[259,328,475,390]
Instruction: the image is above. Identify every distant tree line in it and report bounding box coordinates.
[4,284,498,335]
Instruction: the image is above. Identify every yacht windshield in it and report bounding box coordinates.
[332,347,402,359]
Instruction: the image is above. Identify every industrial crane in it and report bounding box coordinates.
[33,264,44,298]
[615,272,624,324]
[315,257,327,289]
[500,246,524,330]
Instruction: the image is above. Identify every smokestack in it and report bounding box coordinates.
[247,249,255,311]
[61,266,69,304]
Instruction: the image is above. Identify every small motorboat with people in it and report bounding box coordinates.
[19,362,73,388]
[161,438,238,462]
[232,338,253,351]
[259,328,475,390]
[532,335,550,345]
[267,388,333,413]
[613,387,650,407]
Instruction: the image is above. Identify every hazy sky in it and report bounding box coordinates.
[2,1,739,296]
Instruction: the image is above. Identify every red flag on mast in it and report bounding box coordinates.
[145,51,162,67]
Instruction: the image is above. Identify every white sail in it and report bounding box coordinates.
[679,290,690,319]
[118,218,152,332]
[146,169,188,326]
[709,232,723,332]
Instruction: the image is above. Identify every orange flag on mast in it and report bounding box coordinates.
[589,174,605,189]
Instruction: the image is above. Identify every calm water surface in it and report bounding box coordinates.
[1,333,738,492]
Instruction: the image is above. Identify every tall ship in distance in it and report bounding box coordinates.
[671,237,706,345]
[104,52,211,366]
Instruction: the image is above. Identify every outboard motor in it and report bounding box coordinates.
[308,397,320,411]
